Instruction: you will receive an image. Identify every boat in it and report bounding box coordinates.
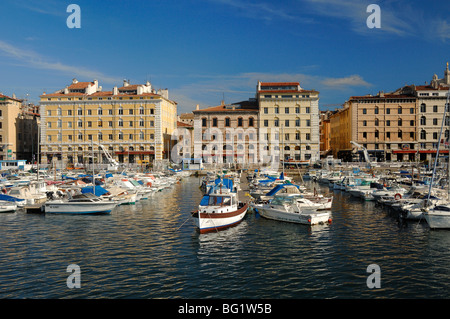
[45,193,118,215]
[424,202,450,229]
[255,194,332,226]
[192,179,248,233]
[0,200,18,213]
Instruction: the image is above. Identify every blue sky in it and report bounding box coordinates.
[0,0,449,113]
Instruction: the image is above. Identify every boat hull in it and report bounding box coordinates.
[257,207,331,225]
[425,211,450,229]
[192,203,248,233]
[45,202,117,215]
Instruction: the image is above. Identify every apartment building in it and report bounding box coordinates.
[192,100,259,164]
[256,81,320,164]
[0,93,23,161]
[40,79,177,166]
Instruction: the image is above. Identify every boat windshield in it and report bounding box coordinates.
[271,195,298,206]
[208,195,232,206]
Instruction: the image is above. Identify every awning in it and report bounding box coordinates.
[392,150,417,154]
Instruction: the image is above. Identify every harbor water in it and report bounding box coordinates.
[1,176,450,299]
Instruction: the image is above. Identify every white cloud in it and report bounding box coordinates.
[0,40,121,84]
[321,74,372,88]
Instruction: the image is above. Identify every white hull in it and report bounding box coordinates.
[0,201,17,213]
[45,201,117,214]
[425,210,450,229]
[193,205,248,233]
[257,207,331,225]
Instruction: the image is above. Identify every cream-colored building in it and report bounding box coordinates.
[256,81,320,164]
[0,93,23,161]
[40,79,177,167]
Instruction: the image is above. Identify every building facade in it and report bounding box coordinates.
[0,93,23,161]
[192,100,259,165]
[40,79,177,167]
[256,81,320,164]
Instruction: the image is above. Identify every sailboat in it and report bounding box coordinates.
[423,87,450,229]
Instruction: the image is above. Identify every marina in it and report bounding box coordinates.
[1,164,450,299]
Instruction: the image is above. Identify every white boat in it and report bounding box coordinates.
[0,200,18,213]
[8,186,47,206]
[192,181,248,233]
[255,194,332,226]
[424,202,450,229]
[45,193,118,215]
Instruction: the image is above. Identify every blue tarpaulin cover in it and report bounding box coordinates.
[81,186,110,196]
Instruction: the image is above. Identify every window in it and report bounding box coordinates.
[420,130,426,139]
[225,118,230,127]
[202,118,207,127]
[410,108,414,114]
[98,120,102,127]
[118,119,123,127]
[386,108,390,114]
[433,132,438,139]
[87,109,92,115]
[375,119,379,126]
[140,131,144,140]
[129,121,133,127]
[47,122,52,128]
[398,131,403,138]
[274,118,279,127]
[410,132,414,139]
[77,120,82,128]
[237,118,243,127]
[295,118,300,127]
[420,116,426,125]
[139,106,144,115]
[87,121,92,128]
[285,120,289,127]
[47,135,52,142]
[109,109,113,115]
[305,107,310,114]
[68,121,72,128]
[68,135,72,141]
[306,120,311,127]
[119,132,123,140]
[375,107,379,114]
[295,107,300,113]
[47,110,51,116]
[362,108,367,114]
[108,121,113,127]
[296,132,300,140]
[57,107,62,116]
[433,105,438,112]
[249,117,254,127]
[275,107,279,114]
[306,133,310,140]
[387,132,391,138]
[398,119,402,126]
[68,110,72,116]
[88,134,92,141]
[109,134,113,140]
[139,118,144,127]
[118,107,123,115]
[375,130,379,138]
[77,107,82,116]
[420,103,426,112]
[129,134,133,140]
[284,133,289,141]
[264,107,268,114]
[363,120,367,126]
[98,107,103,115]
[78,133,83,140]
[285,107,289,114]
[410,120,414,126]
[398,107,402,114]
[363,132,367,138]
[433,118,438,125]
[98,132,103,141]
[129,109,133,115]
[264,119,268,127]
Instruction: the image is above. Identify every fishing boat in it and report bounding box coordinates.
[255,194,332,226]
[45,193,118,215]
[192,179,248,233]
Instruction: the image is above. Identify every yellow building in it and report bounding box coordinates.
[0,93,23,161]
[257,81,320,164]
[40,79,177,167]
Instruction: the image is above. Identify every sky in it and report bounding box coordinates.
[0,0,449,114]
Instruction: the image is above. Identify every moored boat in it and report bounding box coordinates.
[45,193,118,215]
[192,179,248,233]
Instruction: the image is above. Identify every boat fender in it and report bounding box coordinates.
[394,193,402,200]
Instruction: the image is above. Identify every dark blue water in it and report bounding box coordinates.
[1,177,450,299]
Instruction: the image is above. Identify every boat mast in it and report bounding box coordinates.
[428,86,450,204]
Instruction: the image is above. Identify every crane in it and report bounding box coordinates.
[93,142,120,171]
[350,141,372,169]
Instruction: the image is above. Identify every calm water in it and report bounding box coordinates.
[1,176,450,299]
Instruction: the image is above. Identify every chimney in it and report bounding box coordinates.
[72,78,78,84]
[113,86,118,95]
[123,79,129,87]
[196,104,199,110]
